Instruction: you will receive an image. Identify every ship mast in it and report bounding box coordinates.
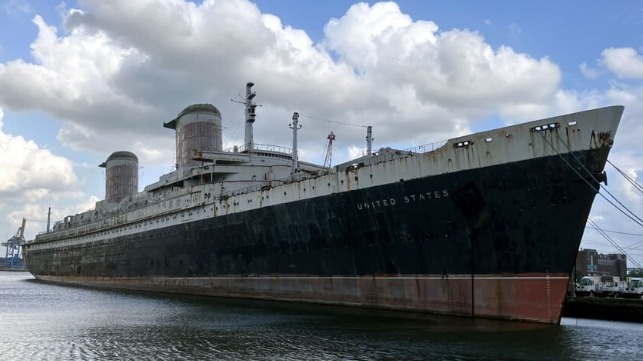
[366,125,373,156]
[244,82,257,151]
[289,112,301,173]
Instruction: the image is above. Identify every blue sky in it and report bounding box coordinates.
[1,0,643,267]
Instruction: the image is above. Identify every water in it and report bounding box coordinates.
[1,272,641,360]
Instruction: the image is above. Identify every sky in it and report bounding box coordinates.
[1,0,642,268]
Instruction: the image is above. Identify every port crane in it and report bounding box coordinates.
[2,218,26,268]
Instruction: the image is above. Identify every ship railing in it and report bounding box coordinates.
[220,182,274,198]
[218,171,319,199]
[225,143,293,155]
[404,140,448,154]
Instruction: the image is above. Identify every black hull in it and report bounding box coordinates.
[24,147,608,323]
[27,151,601,278]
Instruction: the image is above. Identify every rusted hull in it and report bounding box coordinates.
[34,272,568,323]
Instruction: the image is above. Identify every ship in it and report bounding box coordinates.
[23,82,624,324]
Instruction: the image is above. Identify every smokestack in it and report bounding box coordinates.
[99,151,139,203]
[163,104,222,169]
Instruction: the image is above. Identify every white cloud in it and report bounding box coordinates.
[3,0,32,16]
[577,80,643,263]
[0,107,88,239]
[586,148,643,262]
[507,23,521,38]
[0,109,76,193]
[0,0,566,164]
[321,2,562,141]
[324,2,436,72]
[580,62,600,79]
[601,47,643,80]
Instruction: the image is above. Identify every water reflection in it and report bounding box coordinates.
[1,272,641,360]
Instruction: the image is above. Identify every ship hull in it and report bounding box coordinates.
[25,147,607,324]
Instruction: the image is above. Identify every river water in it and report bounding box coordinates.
[1,271,641,360]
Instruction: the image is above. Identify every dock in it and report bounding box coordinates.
[563,297,643,323]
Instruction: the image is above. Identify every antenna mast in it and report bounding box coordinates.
[289,112,301,173]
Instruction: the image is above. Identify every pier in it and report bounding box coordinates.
[563,296,643,323]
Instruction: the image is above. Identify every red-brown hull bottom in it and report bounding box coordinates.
[35,272,569,324]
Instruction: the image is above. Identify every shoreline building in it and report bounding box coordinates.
[575,249,627,279]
